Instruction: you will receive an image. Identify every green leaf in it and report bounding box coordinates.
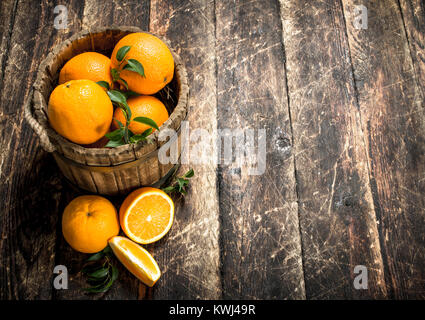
[82,265,98,275]
[114,118,124,129]
[140,128,153,138]
[130,128,154,143]
[130,135,142,143]
[105,128,124,141]
[85,270,115,293]
[102,246,114,259]
[96,81,110,90]
[107,90,133,123]
[105,139,125,148]
[122,90,140,99]
[121,104,132,122]
[161,186,176,193]
[113,103,132,124]
[177,178,189,187]
[107,90,127,105]
[176,178,189,194]
[87,277,108,286]
[120,77,129,90]
[88,268,109,279]
[110,67,129,89]
[123,126,130,144]
[86,251,104,262]
[184,169,194,178]
[133,117,159,131]
[111,265,119,282]
[111,68,120,82]
[127,129,135,137]
[102,246,112,254]
[102,277,115,291]
[123,59,145,78]
[116,46,131,62]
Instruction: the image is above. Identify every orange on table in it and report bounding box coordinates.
[119,187,174,244]
[109,236,161,287]
[110,32,174,95]
[112,95,169,134]
[48,79,113,145]
[59,52,113,88]
[62,195,120,254]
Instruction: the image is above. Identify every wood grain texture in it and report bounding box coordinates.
[0,0,18,89]
[342,0,425,299]
[399,0,425,96]
[149,0,222,299]
[0,0,84,300]
[216,0,305,299]
[279,0,387,299]
[82,0,149,29]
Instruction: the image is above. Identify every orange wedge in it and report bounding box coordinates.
[108,236,161,286]
[119,187,174,244]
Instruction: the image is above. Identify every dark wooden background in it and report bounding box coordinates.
[0,0,424,300]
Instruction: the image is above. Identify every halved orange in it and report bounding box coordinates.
[119,187,174,244]
[108,236,161,287]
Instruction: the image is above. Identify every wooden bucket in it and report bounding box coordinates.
[24,26,189,196]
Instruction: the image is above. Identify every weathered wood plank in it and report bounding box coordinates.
[216,0,305,299]
[0,0,18,88]
[54,0,150,300]
[0,0,84,300]
[149,0,222,299]
[279,0,387,299]
[342,0,425,299]
[399,0,425,96]
[82,0,149,29]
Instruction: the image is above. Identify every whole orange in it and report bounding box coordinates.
[62,195,120,254]
[48,79,113,145]
[59,52,113,88]
[113,95,169,134]
[110,33,174,95]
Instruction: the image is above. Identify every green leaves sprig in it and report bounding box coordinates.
[99,46,156,148]
[111,45,145,90]
[162,169,194,196]
[82,246,119,293]
[104,90,159,148]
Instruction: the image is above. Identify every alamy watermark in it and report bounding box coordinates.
[354,5,368,30]
[53,265,68,290]
[157,121,267,175]
[353,265,368,290]
[53,5,68,30]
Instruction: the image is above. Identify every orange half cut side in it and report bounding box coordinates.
[120,187,175,244]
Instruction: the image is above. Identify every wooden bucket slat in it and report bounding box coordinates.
[26,26,189,195]
[90,171,120,195]
[53,153,78,185]
[71,167,99,193]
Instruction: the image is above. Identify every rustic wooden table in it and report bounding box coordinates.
[0,0,424,300]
